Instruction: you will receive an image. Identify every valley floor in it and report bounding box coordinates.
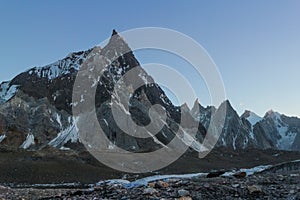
[0,147,299,199]
[0,169,299,199]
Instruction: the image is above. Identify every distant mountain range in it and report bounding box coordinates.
[0,30,299,152]
[192,101,300,151]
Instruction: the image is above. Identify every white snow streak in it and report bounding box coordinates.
[20,134,35,149]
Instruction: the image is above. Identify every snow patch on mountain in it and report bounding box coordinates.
[276,125,296,149]
[48,117,79,147]
[275,120,296,149]
[27,50,89,80]
[241,110,262,140]
[55,114,63,128]
[0,82,19,102]
[232,134,238,150]
[0,134,6,143]
[20,134,35,149]
[181,129,208,152]
[265,110,297,150]
[246,112,262,126]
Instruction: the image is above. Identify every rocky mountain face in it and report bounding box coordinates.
[0,30,299,152]
[256,110,300,151]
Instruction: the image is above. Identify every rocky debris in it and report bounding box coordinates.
[148,182,156,188]
[157,181,170,188]
[247,185,262,194]
[177,197,192,200]
[143,187,158,195]
[233,171,247,178]
[148,181,170,189]
[0,185,11,196]
[1,170,299,199]
[177,189,190,197]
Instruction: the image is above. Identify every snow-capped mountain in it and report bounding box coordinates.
[0,30,299,152]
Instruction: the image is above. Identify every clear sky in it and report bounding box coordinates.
[0,0,299,117]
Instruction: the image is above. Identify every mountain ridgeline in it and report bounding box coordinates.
[0,30,299,152]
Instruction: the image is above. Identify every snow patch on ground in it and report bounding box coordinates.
[222,165,272,177]
[96,172,208,189]
[95,163,280,189]
[31,183,82,188]
[60,146,71,151]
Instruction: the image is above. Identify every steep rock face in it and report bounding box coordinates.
[191,99,216,130]
[216,101,253,149]
[0,91,77,150]
[192,100,257,149]
[74,33,206,152]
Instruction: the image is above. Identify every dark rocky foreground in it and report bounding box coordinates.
[0,148,299,199]
[0,169,299,199]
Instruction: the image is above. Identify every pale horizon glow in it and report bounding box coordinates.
[0,0,299,117]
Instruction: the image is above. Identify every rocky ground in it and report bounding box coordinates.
[0,170,299,199]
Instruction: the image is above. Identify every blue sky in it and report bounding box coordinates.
[0,0,300,117]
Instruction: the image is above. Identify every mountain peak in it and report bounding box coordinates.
[241,110,262,125]
[109,29,123,42]
[220,99,233,109]
[102,29,132,61]
[194,98,200,106]
[241,110,251,118]
[265,109,278,117]
[112,29,118,36]
[264,109,281,120]
[266,109,275,115]
[181,102,190,111]
[241,110,260,118]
